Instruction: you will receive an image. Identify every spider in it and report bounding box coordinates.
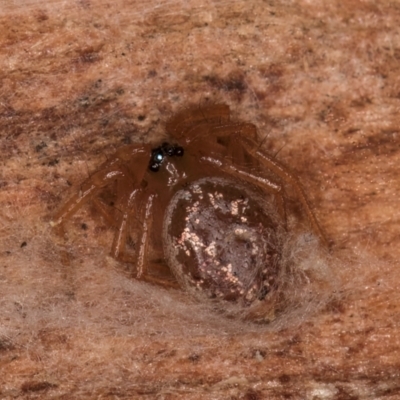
[51,104,326,313]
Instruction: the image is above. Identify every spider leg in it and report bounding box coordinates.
[183,121,258,159]
[238,135,328,246]
[198,123,327,245]
[107,187,153,274]
[135,193,156,278]
[91,198,118,228]
[109,187,180,288]
[215,123,285,213]
[166,104,230,140]
[111,188,143,262]
[212,122,258,141]
[51,152,148,227]
[222,123,258,167]
[201,155,287,225]
[92,176,139,229]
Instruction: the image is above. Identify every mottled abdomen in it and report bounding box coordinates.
[163,177,285,306]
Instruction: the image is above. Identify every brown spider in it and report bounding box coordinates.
[51,104,326,313]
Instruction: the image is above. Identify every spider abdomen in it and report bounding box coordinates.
[163,177,285,307]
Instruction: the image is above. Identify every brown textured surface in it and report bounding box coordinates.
[1,1,400,399]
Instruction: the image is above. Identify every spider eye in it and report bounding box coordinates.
[174,146,184,157]
[149,143,184,172]
[149,147,165,172]
[149,162,160,172]
[151,148,165,163]
[162,142,175,157]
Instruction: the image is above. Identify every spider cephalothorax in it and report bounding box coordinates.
[52,104,326,321]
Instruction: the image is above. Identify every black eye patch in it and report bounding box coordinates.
[149,143,184,172]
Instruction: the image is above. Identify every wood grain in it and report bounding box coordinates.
[1,1,399,398]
